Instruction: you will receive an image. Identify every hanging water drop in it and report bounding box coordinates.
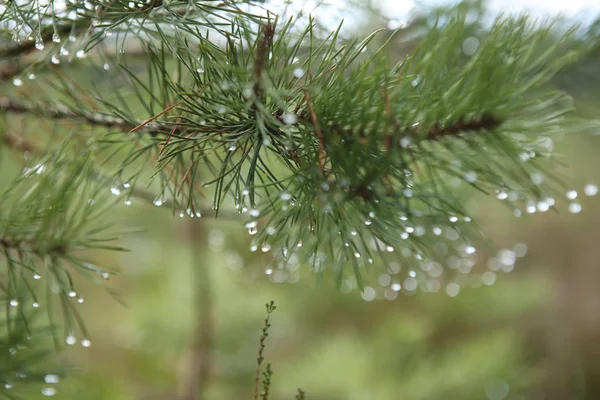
[110,186,120,196]
[51,55,60,64]
[566,190,578,200]
[9,300,18,307]
[52,32,61,43]
[44,374,60,384]
[283,113,297,125]
[569,202,582,214]
[35,38,45,50]
[41,387,57,396]
[65,335,76,345]
[584,184,598,197]
[13,77,23,86]
[81,339,91,347]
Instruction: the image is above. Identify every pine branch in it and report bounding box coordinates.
[0,96,161,134]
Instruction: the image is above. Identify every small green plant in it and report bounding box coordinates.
[254,301,304,399]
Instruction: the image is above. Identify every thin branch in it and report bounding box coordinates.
[1,131,241,219]
[0,96,164,135]
[426,113,503,140]
[2,132,39,155]
[253,23,275,104]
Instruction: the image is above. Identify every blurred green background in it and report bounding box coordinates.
[2,1,600,399]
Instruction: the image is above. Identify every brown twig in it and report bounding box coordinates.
[2,132,40,155]
[252,23,275,104]
[426,113,502,140]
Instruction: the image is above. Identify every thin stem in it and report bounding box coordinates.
[180,220,214,400]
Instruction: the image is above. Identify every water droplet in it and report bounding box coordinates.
[499,249,516,266]
[283,113,297,125]
[354,251,361,258]
[104,29,112,37]
[248,227,258,235]
[449,216,458,223]
[360,286,376,301]
[4,383,13,389]
[110,186,120,196]
[403,188,413,198]
[391,283,401,291]
[41,387,57,396]
[432,226,442,236]
[153,198,163,207]
[103,63,110,71]
[68,291,76,297]
[569,202,582,214]
[386,245,394,252]
[537,201,549,212]
[80,339,91,347]
[77,297,84,303]
[364,219,372,226]
[59,47,69,56]
[27,73,36,80]
[9,300,18,307]
[526,204,536,213]
[445,282,460,297]
[462,36,480,56]
[44,374,60,384]
[293,68,304,78]
[124,200,131,206]
[52,33,61,43]
[401,232,409,240]
[481,271,496,286]
[33,302,39,308]
[297,240,303,248]
[465,245,476,254]
[76,49,86,59]
[13,77,23,86]
[566,190,578,200]
[261,243,271,252]
[399,137,411,148]
[33,273,41,279]
[464,171,477,183]
[378,274,391,287]
[35,38,45,50]
[496,190,508,200]
[65,335,76,345]
[242,188,250,196]
[51,55,60,64]
[584,184,598,197]
[530,172,544,185]
[250,209,260,217]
